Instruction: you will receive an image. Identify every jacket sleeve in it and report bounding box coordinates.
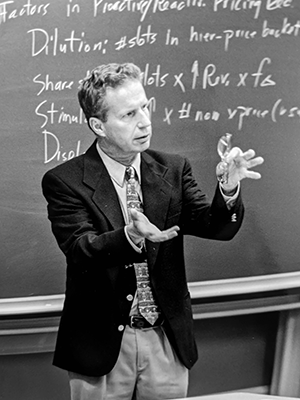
[180,157,244,240]
[42,170,143,268]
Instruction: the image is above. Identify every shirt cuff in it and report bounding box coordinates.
[219,182,240,209]
[124,226,144,253]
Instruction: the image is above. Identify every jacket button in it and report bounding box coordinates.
[126,294,133,301]
[118,325,125,332]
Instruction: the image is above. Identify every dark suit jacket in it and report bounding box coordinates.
[42,140,244,377]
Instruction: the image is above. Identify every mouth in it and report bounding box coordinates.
[135,133,151,142]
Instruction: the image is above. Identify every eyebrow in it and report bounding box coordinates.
[119,98,149,115]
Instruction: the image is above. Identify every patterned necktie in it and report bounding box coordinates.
[125,166,144,219]
[125,166,160,325]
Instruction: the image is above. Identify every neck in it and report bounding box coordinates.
[97,140,138,166]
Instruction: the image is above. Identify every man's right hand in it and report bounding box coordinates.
[127,208,180,243]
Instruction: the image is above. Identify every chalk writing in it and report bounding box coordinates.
[43,130,81,164]
[33,74,74,96]
[213,0,262,19]
[165,29,179,45]
[0,0,49,24]
[114,25,157,50]
[271,99,300,123]
[228,104,270,130]
[266,0,293,11]
[142,64,169,87]
[228,98,300,129]
[213,0,294,20]
[27,28,108,56]
[191,57,276,89]
[35,101,85,128]
[94,0,206,23]
[163,105,220,125]
[202,65,230,89]
[160,98,300,130]
[190,25,258,51]
[191,61,199,90]
[190,17,300,52]
[262,18,300,38]
[173,73,186,92]
[66,0,80,17]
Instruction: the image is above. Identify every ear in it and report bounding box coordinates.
[89,117,106,138]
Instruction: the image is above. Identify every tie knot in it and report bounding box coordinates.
[125,166,136,181]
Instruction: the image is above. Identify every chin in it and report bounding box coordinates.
[141,142,151,152]
[136,140,150,152]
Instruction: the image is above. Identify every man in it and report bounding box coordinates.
[42,62,264,400]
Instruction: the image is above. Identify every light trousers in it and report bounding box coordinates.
[69,325,188,400]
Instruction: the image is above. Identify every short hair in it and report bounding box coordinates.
[78,63,142,126]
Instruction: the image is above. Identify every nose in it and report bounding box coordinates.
[137,107,151,129]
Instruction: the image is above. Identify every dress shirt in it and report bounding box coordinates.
[220,182,240,208]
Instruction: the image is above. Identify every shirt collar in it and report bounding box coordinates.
[96,142,141,187]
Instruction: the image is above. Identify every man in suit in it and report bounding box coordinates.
[42,62,264,400]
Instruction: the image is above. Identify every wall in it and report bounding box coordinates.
[0,313,279,400]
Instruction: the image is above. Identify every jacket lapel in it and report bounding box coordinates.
[83,141,125,229]
[141,152,173,269]
[82,144,174,267]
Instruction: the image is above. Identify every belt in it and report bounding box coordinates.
[128,315,164,329]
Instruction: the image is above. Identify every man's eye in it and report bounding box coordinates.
[125,111,135,118]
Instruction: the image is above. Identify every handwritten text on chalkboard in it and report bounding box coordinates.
[1,0,299,163]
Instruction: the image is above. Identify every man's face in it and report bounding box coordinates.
[97,79,152,164]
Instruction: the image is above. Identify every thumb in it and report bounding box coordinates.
[224,147,242,163]
[129,208,147,225]
[129,208,139,220]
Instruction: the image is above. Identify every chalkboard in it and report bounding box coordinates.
[1,0,300,298]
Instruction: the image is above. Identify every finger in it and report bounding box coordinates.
[130,208,140,217]
[163,231,178,240]
[225,147,242,163]
[241,149,256,160]
[149,232,178,242]
[148,226,180,242]
[163,226,180,234]
[130,208,145,221]
[249,156,264,166]
[161,230,179,240]
[244,171,262,180]
[228,149,263,165]
[245,157,264,170]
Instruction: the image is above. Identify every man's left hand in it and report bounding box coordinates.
[221,147,264,192]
